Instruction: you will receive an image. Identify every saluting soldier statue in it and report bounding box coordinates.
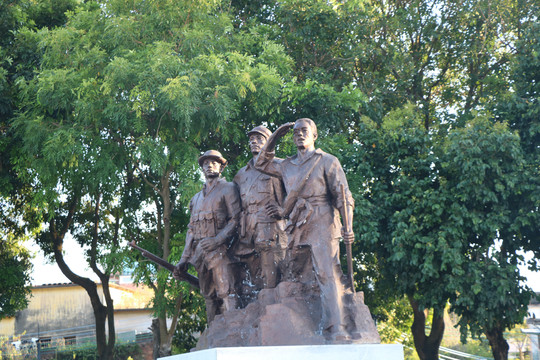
[255,119,356,341]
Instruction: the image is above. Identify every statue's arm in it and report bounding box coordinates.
[254,123,294,177]
[176,199,195,271]
[327,157,355,244]
[272,170,286,206]
[178,231,194,264]
[215,184,242,245]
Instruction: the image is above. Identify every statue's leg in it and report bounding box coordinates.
[197,263,219,323]
[213,261,237,313]
[310,241,349,341]
[259,249,278,288]
[256,222,287,288]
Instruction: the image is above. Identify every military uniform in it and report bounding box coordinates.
[234,158,286,291]
[180,177,241,321]
[255,147,354,336]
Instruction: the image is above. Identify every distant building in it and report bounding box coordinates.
[523,294,540,360]
[0,281,154,357]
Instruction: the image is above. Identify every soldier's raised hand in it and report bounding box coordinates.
[260,122,294,153]
[273,122,294,139]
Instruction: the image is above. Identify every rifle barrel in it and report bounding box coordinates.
[341,184,356,293]
[129,241,199,289]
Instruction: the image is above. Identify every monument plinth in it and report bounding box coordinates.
[159,344,404,360]
[195,281,380,349]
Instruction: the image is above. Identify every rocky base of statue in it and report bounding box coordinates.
[195,281,380,350]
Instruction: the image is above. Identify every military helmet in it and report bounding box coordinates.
[247,125,272,139]
[198,150,228,168]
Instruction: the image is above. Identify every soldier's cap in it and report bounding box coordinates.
[247,125,272,139]
[198,150,228,168]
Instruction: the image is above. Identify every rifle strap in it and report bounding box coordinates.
[282,153,322,219]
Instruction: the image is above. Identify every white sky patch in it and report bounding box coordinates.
[29,235,99,286]
[520,251,540,292]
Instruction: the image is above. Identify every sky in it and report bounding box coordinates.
[30,236,99,285]
[30,235,540,292]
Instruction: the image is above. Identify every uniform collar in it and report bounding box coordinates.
[203,177,224,196]
[245,157,256,170]
[290,148,322,165]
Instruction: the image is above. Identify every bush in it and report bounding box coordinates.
[55,342,142,360]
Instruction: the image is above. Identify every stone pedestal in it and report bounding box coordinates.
[195,281,380,349]
[159,344,404,360]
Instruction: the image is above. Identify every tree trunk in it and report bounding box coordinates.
[54,244,115,359]
[151,316,173,359]
[151,280,177,359]
[49,197,116,360]
[152,318,162,359]
[92,299,110,359]
[100,278,116,359]
[151,170,179,359]
[157,315,173,358]
[485,326,509,360]
[408,295,445,360]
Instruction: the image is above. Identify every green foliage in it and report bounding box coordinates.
[0,237,32,319]
[441,117,534,342]
[493,20,540,263]
[171,289,207,354]
[376,296,415,347]
[55,342,142,360]
[447,339,493,359]
[3,0,539,357]
[350,103,535,354]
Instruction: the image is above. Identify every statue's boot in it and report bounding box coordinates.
[330,325,351,342]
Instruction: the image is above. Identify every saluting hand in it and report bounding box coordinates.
[273,122,295,139]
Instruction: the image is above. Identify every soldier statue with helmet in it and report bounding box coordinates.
[233,126,286,304]
[174,150,241,322]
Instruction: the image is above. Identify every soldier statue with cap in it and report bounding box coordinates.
[233,126,286,303]
[174,150,241,322]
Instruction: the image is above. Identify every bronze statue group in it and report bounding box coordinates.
[173,118,358,342]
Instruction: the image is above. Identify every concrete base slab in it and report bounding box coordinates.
[159,344,404,360]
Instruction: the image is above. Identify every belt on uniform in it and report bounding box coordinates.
[246,204,260,214]
[298,195,330,207]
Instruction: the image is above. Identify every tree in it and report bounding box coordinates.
[0,238,32,319]
[0,0,75,324]
[12,0,292,358]
[352,107,535,360]
[442,117,534,360]
[455,17,540,360]
[236,1,539,359]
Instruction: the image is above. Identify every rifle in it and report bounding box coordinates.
[129,241,199,289]
[341,184,356,293]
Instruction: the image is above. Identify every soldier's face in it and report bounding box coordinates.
[202,159,221,178]
[293,121,317,150]
[249,134,266,155]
